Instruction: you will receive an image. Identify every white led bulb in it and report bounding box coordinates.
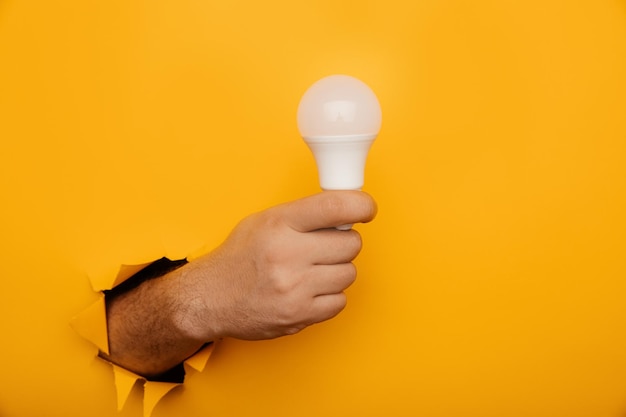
[297,74,382,191]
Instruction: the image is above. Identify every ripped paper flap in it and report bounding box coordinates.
[69,294,108,354]
[74,233,211,416]
[144,381,181,417]
[113,364,143,411]
[184,343,215,373]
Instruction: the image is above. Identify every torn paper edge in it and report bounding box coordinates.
[72,234,213,416]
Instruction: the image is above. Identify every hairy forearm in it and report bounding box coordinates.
[103,262,209,379]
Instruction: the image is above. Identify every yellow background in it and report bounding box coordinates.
[1,1,626,416]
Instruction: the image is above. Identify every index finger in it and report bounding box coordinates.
[280,191,377,232]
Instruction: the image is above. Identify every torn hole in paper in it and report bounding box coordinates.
[70,239,216,417]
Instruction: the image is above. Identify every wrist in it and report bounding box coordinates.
[168,261,226,344]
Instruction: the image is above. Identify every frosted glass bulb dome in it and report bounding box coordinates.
[297,75,382,191]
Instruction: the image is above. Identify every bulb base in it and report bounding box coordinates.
[303,134,375,190]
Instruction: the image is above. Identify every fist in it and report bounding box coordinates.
[176,191,377,342]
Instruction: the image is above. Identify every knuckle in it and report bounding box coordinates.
[345,263,357,283]
[319,295,348,323]
[343,230,363,258]
[276,299,303,323]
[284,325,305,336]
[272,274,294,295]
[348,230,363,249]
[339,293,348,309]
[261,246,284,267]
[255,209,285,233]
[333,293,348,314]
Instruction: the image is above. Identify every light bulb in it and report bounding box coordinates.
[297,74,382,191]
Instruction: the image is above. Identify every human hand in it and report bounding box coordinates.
[175,190,377,342]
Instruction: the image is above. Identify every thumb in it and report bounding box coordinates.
[280,191,377,232]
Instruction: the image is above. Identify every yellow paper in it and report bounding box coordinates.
[74,255,211,412]
[184,344,216,374]
[113,365,143,411]
[1,1,626,417]
[69,294,109,355]
[144,382,181,417]
[113,263,155,289]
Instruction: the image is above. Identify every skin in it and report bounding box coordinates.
[104,191,377,378]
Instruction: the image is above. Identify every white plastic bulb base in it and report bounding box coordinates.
[304,134,376,191]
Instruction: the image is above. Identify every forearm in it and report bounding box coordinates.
[103,261,209,379]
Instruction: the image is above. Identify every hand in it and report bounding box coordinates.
[105,190,377,377]
[174,190,377,342]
